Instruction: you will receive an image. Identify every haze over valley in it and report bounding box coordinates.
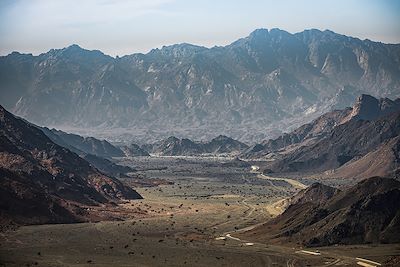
[1,1,400,266]
[1,28,400,143]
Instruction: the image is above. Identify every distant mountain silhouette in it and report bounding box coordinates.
[41,127,125,158]
[121,143,150,157]
[144,135,248,156]
[40,127,136,176]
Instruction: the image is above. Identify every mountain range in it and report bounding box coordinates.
[143,135,249,156]
[1,28,399,143]
[40,127,248,157]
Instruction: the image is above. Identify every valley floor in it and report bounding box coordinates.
[1,156,398,267]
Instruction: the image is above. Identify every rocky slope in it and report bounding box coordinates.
[349,94,400,121]
[121,143,150,157]
[242,107,353,158]
[326,135,400,180]
[288,182,340,206]
[82,154,135,177]
[40,127,136,176]
[144,135,248,156]
[205,135,249,154]
[0,105,142,225]
[243,94,400,158]
[1,29,399,143]
[240,177,400,246]
[241,95,400,179]
[145,136,205,156]
[41,128,125,158]
[270,110,400,173]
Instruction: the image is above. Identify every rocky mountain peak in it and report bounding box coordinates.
[165,136,179,143]
[248,27,293,40]
[65,44,83,51]
[350,94,400,121]
[121,143,150,157]
[150,43,207,58]
[248,28,269,38]
[144,135,248,156]
[43,44,110,64]
[352,94,380,119]
[211,135,231,141]
[290,182,339,206]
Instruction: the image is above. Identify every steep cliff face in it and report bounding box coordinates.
[349,94,400,121]
[1,29,399,143]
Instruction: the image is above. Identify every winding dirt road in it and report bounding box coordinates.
[256,173,307,189]
[215,167,382,267]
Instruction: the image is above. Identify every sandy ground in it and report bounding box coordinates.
[0,156,398,267]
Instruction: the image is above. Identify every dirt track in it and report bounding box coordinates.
[256,173,307,189]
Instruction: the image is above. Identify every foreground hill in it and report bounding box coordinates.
[0,105,142,225]
[240,177,400,246]
[144,135,248,156]
[1,29,399,143]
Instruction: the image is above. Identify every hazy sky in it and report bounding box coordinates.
[1,0,399,57]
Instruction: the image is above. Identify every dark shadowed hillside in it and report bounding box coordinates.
[243,95,400,179]
[41,128,125,158]
[82,153,135,177]
[271,110,400,173]
[40,127,136,176]
[240,177,400,246]
[326,135,400,180]
[243,94,400,159]
[0,105,141,225]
